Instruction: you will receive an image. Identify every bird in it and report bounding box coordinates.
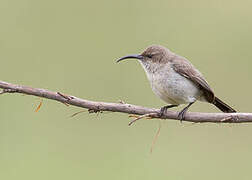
[117,45,236,120]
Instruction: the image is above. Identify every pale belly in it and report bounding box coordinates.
[148,69,203,105]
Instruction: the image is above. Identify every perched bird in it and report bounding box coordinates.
[117,45,236,120]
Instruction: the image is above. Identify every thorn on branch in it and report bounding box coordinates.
[118,100,125,104]
[57,92,74,101]
[70,110,86,117]
[128,113,157,126]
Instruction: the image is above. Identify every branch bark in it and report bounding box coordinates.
[0,80,251,124]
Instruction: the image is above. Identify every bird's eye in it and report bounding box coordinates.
[146,54,153,58]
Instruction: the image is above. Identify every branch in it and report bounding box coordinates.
[0,80,251,124]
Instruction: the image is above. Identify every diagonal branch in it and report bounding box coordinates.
[0,80,251,124]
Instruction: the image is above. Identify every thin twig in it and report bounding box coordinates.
[128,113,157,126]
[150,122,162,153]
[70,110,86,117]
[35,99,43,112]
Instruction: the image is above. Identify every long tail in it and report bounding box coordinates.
[213,97,236,113]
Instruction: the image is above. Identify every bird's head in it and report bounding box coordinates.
[117,45,172,64]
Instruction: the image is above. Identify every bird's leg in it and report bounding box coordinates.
[178,102,195,122]
[159,105,178,117]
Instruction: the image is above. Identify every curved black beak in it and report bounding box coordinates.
[116,54,143,63]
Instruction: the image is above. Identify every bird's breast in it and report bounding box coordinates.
[146,66,202,105]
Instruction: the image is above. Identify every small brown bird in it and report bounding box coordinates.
[117,45,236,120]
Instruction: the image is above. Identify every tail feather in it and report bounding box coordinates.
[213,97,236,113]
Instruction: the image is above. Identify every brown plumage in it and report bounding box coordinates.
[171,54,235,113]
[117,45,236,119]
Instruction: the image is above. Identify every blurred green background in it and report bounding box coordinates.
[1,0,252,179]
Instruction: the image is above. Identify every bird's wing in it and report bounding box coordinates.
[171,56,215,103]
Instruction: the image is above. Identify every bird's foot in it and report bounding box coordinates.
[177,102,195,123]
[159,105,178,117]
[178,109,187,122]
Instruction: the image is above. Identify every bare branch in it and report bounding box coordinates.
[0,80,251,124]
